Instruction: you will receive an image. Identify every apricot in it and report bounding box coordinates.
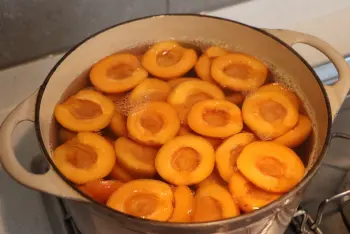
[107,179,173,221]
[187,99,243,138]
[168,185,194,222]
[205,137,224,150]
[195,46,228,83]
[109,110,128,137]
[192,183,240,222]
[167,80,225,124]
[155,135,215,185]
[109,162,138,182]
[58,127,77,144]
[127,102,180,145]
[273,114,312,148]
[53,132,116,184]
[141,41,197,79]
[115,137,158,177]
[211,53,268,91]
[216,133,256,182]
[237,141,305,193]
[129,78,171,105]
[229,172,281,213]
[78,179,123,203]
[225,92,245,106]
[90,53,148,93]
[54,89,115,132]
[242,90,299,140]
[168,77,199,89]
[196,169,227,189]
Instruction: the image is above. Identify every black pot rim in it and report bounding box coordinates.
[34,13,332,230]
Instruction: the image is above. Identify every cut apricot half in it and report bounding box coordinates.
[216,133,256,182]
[127,101,180,145]
[58,127,77,144]
[141,41,197,79]
[229,172,281,213]
[242,90,299,139]
[188,99,243,138]
[155,135,215,185]
[53,132,116,184]
[109,110,128,137]
[225,92,245,106]
[195,46,228,83]
[168,77,199,89]
[129,78,171,105]
[107,179,173,221]
[90,53,148,93]
[237,141,305,193]
[109,162,138,182]
[54,89,115,132]
[115,137,158,177]
[167,80,225,125]
[168,185,194,222]
[273,114,312,148]
[196,168,227,189]
[211,53,268,91]
[192,183,240,222]
[78,179,123,203]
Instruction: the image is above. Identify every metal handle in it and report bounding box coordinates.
[265,29,350,121]
[0,90,87,202]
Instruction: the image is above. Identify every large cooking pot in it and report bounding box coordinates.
[1,14,349,234]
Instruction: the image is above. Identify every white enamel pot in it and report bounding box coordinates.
[1,14,350,234]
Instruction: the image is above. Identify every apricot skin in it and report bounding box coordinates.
[58,128,77,144]
[168,78,199,89]
[196,169,227,189]
[129,78,171,104]
[78,180,123,203]
[168,186,194,222]
[109,162,138,182]
[109,110,128,137]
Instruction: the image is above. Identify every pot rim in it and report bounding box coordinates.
[34,14,332,228]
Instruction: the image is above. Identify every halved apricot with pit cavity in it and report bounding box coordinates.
[237,141,305,193]
[168,185,194,222]
[188,99,243,138]
[54,89,115,132]
[78,179,123,203]
[107,179,173,221]
[196,168,227,189]
[242,90,299,140]
[195,46,228,83]
[90,53,148,93]
[109,162,138,182]
[211,53,268,91]
[216,133,256,182]
[109,110,128,137]
[53,132,116,184]
[155,135,215,185]
[229,171,281,213]
[141,41,197,79]
[127,102,180,145]
[192,183,240,222]
[115,137,158,177]
[58,127,77,144]
[273,114,312,148]
[129,78,171,105]
[167,80,225,125]
[168,77,199,89]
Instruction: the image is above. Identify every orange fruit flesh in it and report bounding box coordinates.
[78,180,123,203]
[168,186,194,222]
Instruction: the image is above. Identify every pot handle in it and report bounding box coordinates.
[264,29,350,120]
[0,90,88,202]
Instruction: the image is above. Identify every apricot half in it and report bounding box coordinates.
[129,78,171,105]
[242,90,299,140]
[141,41,197,79]
[53,132,116,184]
[107,179,173,221]
[155,135,215,185]
[196,168,227,189]
[273,114,312,148]
[54,89,115,132]
[229,172,281,213]
[216,133,256,182]
[168,77,199,89]
[211,53,268,91]
[225,92,245,106]
[188,99,243,138]
[127,102,180,145]
[168,185,194,222]
[78,179,123,203]
[192,183,240,222]
[109,110,128,137]
[237,141,305,193]
[195,46,228,83]
[109,162,138,182]
[90,53,148,93]
[115,137,158,177]
[167,80,225,124]
[58,127,77,144]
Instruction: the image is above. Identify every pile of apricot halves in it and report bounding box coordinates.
[53,41,311,222]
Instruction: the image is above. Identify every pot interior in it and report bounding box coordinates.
[36,14,330,217]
